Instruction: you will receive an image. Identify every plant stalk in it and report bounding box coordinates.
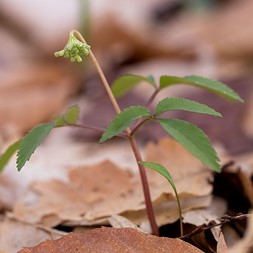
[130,118,151,137]
[129,136,159,236]
[73,30,121,115]
[145,89,160,108]
[73,30,159,235]
[174,190,183,237]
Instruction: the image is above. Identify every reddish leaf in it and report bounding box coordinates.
[18,227,204,253]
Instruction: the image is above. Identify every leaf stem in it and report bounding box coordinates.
[73,30,121,115]
[174,189,183,237]
[73,30,159,235]
[68,123,128,138]
[131,88,159,130]
[130,118,151,137]
[145,89,160,108]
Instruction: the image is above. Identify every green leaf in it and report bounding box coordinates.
[64,105,80,124]
[0,141,20,172]
[53,115,65,127]
[139,161,183,236]
[17,123,55,171]
[154,97,222,117]
[100,106,150,143]
[139,161,177,191]
[111,74,156,98]
[157,118,220,172]
[159,75,243,102]
[54,105,80,127]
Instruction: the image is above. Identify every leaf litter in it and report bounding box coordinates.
[11,139,213,230]
[9,135,252,253]
[0,137,225,252]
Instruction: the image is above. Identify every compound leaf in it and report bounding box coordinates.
[17,123,55,171]
[154,97,222,117]
[159,75,243,102]
[157,118,220,172]
[0,141,20,172]
[100,106,150,143]
[111,74,156,98]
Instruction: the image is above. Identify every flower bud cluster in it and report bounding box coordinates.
[54,32,90,62]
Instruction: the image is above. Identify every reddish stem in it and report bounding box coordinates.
[145,89,160,108]
[129,136,159,236]
[73,30,159,235]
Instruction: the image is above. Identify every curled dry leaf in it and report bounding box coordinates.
[18,227,204,253]
[108,214,142,231]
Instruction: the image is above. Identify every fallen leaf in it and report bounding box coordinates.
[144,138,213,198]
[12,160,141,226]
[18,227,205,253]
[0,63,79,133]
[12,138,213,233]
[237,169,253,207]
[217,231,228,253]
[108,214,141,230]
[228,211,253,253]
[0,216,64,253]
[183,197,227,227]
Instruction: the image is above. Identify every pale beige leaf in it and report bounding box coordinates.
[228,212,253,253]
[108,215,141,230]
[0,216,64,253]
[217,231,228,253]
[12,138,214,232]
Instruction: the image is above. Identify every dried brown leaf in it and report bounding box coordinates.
[144,138,213,198]
[18,227,204,253]
[12,139,213,231]
[0,63,78,133]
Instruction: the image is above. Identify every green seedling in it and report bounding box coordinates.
[0,30,243,236]
[139,161,183,236]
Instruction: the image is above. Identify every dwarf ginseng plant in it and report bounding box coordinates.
[0,30,243,236]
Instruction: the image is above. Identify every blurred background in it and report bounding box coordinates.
[0,0,253,155]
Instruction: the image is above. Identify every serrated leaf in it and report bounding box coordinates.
[154,97,222,117]
[100,106,150,143]
[111,74,156,98]
[64,104,80,124]
[159,75,243,102]
[157,118,220,172]
[0,141,20,172]
[17,123,55,171]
